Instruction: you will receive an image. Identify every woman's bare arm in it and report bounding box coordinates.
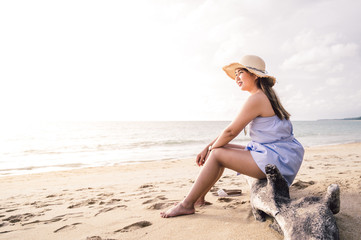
[211,93,263,149]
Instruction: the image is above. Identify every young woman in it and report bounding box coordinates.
[160,55,304,218]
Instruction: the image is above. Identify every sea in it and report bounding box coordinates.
[1,120,361,176]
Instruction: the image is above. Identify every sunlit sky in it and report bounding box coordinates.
[1,0,360,121]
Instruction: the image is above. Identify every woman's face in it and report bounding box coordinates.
[235,68,257,92]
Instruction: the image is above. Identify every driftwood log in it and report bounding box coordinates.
[246,164,340,240]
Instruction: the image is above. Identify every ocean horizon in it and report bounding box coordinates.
[1,120,361,176]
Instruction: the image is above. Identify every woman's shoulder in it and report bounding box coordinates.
[241,91,268,115]
[247,90,275,117]
[247,90,269,104]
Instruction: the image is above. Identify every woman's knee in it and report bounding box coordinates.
[210,148,222,159]
[210,148,227,164]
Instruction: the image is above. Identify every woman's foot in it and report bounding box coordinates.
[173,197,211,208]
[160,202,195,218]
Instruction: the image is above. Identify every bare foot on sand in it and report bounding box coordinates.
[173,198,211,208]
[160,203,195,218]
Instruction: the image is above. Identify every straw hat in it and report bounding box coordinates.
[222,55,276,86]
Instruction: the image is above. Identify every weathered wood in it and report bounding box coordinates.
[246,164,340,240]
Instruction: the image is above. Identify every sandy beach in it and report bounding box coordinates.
[1,142,360,240]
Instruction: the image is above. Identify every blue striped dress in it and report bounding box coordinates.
[246,115,304,186]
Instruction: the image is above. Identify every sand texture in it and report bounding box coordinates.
[0,143,360,240]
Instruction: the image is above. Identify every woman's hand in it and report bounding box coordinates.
[196,146,210,166]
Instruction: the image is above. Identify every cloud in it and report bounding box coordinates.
[281,31,359,73]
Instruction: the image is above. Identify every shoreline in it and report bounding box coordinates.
[2,141,361,178]
[302,139,361,148]
[0,142,361,239]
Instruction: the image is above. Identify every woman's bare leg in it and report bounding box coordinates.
[195,144,245,205]
[194,167,224,206]
[160,147,265,218]
[173,166,224,207]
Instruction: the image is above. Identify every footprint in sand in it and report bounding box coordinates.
[3,213,35,224]
[139,184,154,189]
[22,212,83,226]
[291,180,315,189]
[76,187,93,191]
[99,198,122,206]
[141,195,172,210]
[142,199,154,205]
[217,197,234,203]
[5,209,17,213]
[114,220,152,233]
[223,200,247,209]
[96,193,114,197]
[147,202,173,210]
[94,205,127,216]
[142,195,168,205]
[68,199,98,209]
[46,194,57,198]
[140,195,152,199]
[324,163,334,166]
[54,222,82,233]
[86,236,117,240]
[29,201,56,208]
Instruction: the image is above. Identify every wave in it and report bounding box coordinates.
[23,149,63,155]
[17,140,206,156]
[0,163,87,176]
[125,139,205,148]
[82,139,207,151]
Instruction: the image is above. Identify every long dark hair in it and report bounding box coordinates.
[255,76,291,120]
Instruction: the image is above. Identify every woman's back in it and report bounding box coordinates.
[249,115,294,144]
[250,90,276,118]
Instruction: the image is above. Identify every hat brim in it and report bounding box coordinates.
[222,62,276,85]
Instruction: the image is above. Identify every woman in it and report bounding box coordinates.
[160,55,304,218]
